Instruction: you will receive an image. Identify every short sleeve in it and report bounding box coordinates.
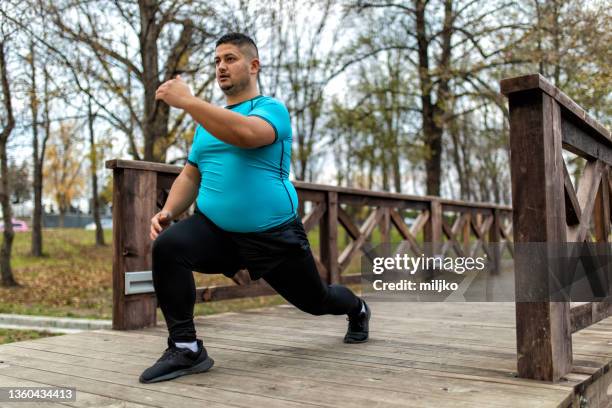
[187,126,199,167]
[248,98,291,144]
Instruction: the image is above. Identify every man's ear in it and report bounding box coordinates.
[250,58,260,76]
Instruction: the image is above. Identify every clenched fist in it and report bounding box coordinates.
[155,75,194,109]
[150,210,173,240]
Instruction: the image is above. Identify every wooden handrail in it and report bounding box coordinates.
[106,158,512,331]
[503,73,612,382]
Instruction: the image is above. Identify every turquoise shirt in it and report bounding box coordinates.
[187,95,298,232]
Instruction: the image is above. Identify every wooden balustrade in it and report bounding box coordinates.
[502,74,612,381]
[105,158,512,332]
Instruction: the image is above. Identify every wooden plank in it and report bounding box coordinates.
[0,360,235,408]
[563,161,582,226]
[319,191,339,284]
[425,200,442,255]
[441,214,468,258]
[10,330,580,406]
[507,90,572,381]
[106,159,182,174]
[488,210,501,274]
[196,280,276,302]
[336,195,428,211]
[571,302,594,333]
[1,332,573,408]
[295,188,325,203]
[296,181,512,211]
[562,118,612,166]
[0,346,462,408]
[0,373,154,407]
[594,169,611,243]
[410,210,430,237]
[379,207,390,244]
[389,209,422,255]
[301,201,326,232]
[338,209,382,272]
[500,74,611,143]
[567,160,603,242]
[337,207,361,240]
[468,215,494,260]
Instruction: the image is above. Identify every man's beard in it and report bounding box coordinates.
[220,75,250,96]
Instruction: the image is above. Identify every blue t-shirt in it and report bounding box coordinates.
[187,95,298,232]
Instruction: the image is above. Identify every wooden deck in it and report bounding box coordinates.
[1,302,612,407]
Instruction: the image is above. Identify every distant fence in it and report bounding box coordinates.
[42,214,98,228]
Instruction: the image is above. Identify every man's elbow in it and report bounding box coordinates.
[235,128,272,149]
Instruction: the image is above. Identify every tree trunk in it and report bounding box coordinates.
[88,96,105,246]
[0,139,16,287]
[416,0,453,197]
[0,41,18,287]
[30,42,44,256]
[139,0,170,162]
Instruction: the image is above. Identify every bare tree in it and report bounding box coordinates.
[263,0,353,181]
[0,37,18,287]
[87,92,104,246]
[26,41,52,256]
[37,0,219,162]
[349,0,527,196]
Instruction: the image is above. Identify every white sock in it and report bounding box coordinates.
[175,341,198,353]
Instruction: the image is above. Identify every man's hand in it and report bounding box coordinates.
[150,210,173,240]
[155,75,194,109]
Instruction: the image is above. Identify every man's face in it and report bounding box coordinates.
[214,43,257,96]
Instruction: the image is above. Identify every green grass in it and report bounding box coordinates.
[0,328,62,345]
[1,218,441,323]
[0,228,336,321]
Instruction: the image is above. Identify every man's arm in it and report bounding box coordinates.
[161,163,201,219]
[183,98,274,148]
[155,76,275,148]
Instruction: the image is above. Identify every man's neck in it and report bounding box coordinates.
[225,87,260,106]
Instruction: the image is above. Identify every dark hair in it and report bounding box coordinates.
[215,33,259,58]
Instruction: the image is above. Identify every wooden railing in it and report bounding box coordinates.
[502,74,612,381]
[105,158,513,331]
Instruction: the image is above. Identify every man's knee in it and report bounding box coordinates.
[152,228,184,263]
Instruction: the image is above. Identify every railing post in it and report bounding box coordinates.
[320,191,339,284]
[489,209,501,274]
[380,207,390,244]
[463,212,471,254]
[111,167,158,330]
[424,200,442,281]
[502,77,572,381]
[425,199,442,253]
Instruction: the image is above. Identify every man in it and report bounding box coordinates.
[139,33,371,384]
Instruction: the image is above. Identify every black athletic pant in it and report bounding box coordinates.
[152,209,361,342]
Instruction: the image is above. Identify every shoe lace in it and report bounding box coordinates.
[157,346,185,362]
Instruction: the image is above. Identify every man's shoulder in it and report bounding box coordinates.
[252,95,289,113]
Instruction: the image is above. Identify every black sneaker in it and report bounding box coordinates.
[139,338,214,383]
[344,299,371,344]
